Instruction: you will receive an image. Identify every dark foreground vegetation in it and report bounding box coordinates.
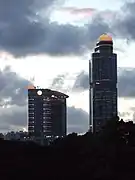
[1,118,135,179]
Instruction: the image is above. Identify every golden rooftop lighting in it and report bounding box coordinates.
[98,34,113,42]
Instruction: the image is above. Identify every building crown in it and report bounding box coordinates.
[98,34,113,42]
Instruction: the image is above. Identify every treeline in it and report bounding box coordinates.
[0,118,135,179]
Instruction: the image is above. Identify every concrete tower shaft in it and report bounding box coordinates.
[89,34,117,133]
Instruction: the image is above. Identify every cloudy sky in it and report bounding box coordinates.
[0,0,135,134]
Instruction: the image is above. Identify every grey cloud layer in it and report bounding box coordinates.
[0,105,27,133]
[71,68,135,97]
[0,0,135,131]
[1,105,88,133]
[0,66,135,132]
[0,0,129,57]
[1,0,135,57]
[0,66,31,106]
[0,0,57,56]
[0,65,32,131]
[113,2,135,40]
[0,67,88,133]
[118,68,135,97]
[50,74,67,90]
[72,71,88,92]
[68,106,88,133]
[73,71,89,91]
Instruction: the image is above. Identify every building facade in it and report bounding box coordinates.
[89,34,118,133]
[28,88,69,138]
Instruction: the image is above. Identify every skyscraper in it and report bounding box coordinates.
[89,34,117,133]
[28,88,69,138]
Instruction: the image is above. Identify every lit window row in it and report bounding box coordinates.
[29,129,34,133]
[43,110,51,112]
[43,122,52,125]
[29,112,34,114]
[29,121,34,123]
[29,108,34,110]
[43,130,51,132]
[28,116,52,119]
[43,126,52,128]
[43,117,51,120]
[29,126,34,128]
[29,117,34,119]
[43,117,52,119]
[29,104,34,106]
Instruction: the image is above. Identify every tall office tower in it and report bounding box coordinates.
[89,34,117,133]
[28,88,69,138]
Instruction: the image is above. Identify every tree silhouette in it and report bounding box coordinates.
[0,116,135,179]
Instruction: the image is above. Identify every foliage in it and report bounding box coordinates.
[0,117,135,179]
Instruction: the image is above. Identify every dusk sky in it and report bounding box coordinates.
[0,0,135,133]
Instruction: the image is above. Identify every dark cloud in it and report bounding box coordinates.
[118,68,135,97]
[0,105,28,133]
[0,105,27,128]
[0,123,12,132]
[72,71,89,91]
[0,66,33,106]
[49,73,75,94]
[0,0,57,56]
[0,0,112,57]
[113,1,135,40]
[67,106,88,134]
[0,67,88,132]
[0,105,88,133]
[0,66,33,131]
[86,17,111,44]
[1,66,135,132]
[50,74,67,90]
[0,0,134,57]
[72,68,135,97]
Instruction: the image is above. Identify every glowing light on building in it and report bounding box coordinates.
[98,34,113,42]
[27,85,36,89]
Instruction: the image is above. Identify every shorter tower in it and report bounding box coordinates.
[28,88,69,138]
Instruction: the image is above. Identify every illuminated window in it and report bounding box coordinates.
[43,117,51,120]
[29,112,34,114]
[29,121,34,123]
[29,108,34,111]
[29,126,34,128]
[29,117,34,119]
[29,130,34,132]
[29,102,34,106]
